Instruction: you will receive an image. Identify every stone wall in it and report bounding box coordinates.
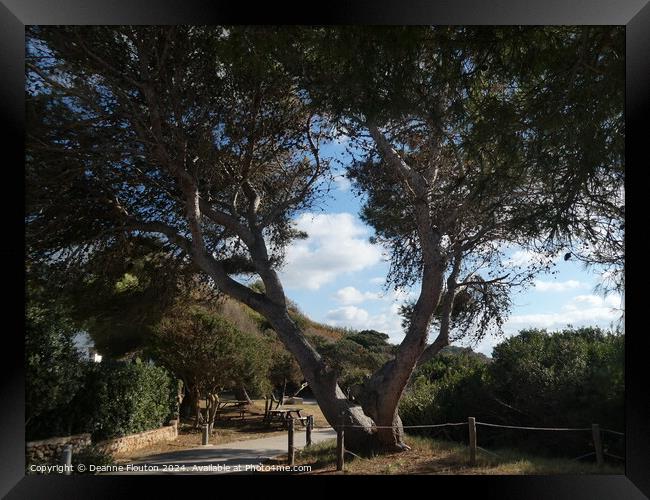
[26,421,178,462]
[95,421,178,455]
[26,433,92,464]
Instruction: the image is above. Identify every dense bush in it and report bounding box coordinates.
[400,348,495,442]
[401,351,491,420]
[487,327,624,456]
[74,359,176,441]
[149,306,273,408]
[400,327,624,457]
[25,300,88,441]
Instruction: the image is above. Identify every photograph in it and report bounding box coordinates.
[2,2,646,494]
[22,25,627,478]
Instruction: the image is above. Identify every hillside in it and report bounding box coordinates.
[214,296,347,343]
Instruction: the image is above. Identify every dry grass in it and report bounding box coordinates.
[289,434,624,475]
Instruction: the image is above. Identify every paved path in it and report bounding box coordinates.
[107,427,336,475]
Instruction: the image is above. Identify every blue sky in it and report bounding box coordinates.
[273,140,623,357]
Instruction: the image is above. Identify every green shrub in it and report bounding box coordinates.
[400,349,492,441]
[25,301,88,441]
[487,327,624,456]
[399,327,624,458]
[74,359,176,441]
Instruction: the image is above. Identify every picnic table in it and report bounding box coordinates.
[265,406,308,427]
[215,400,250,420]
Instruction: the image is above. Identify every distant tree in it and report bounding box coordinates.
[346,329,393,353]
[147,306,271,426]
[320,338,386,388]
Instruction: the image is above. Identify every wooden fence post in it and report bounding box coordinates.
[306,415,313,447]
[61,445,72,475]
[288,417,295,466]
[336,415,345,472]
[468,417,477,466]
[201,423,209,445]
[592,423,603,467]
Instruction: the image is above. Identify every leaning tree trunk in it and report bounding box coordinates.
[197,230,437,452]
[264,308,381,451]
[206,393,219,432]
[234,384,252,404]
[256,264,445,452]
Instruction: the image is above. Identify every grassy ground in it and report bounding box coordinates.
[112,398,328,463]
[283,434,624,475]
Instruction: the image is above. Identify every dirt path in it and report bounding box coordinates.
[105,427,336,474]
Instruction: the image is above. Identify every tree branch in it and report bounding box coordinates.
[122,219,191,253]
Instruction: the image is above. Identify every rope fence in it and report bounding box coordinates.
[314,422,466,430]
[571,451,596,461]
[285,416,625,472]
[475,422,592,431]
[601,428,625,436]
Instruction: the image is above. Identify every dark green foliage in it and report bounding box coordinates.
[267,349,303,396]
[26,268,178,441]
[346,330,392,352]
[148,306,273,400]
[400,328,624,457]
[64,238,196,357]
[296,25,623,296]
[25,294,87,440]
[400,348,493,429]
[490,327,624,432]
[308,329,393,392]
[74,359,175,441]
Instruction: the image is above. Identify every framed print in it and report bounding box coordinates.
[2,1,646,498]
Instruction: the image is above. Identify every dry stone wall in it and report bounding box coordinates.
[27,420,179,462]
[95,422,178,455]
[26,434,91,464]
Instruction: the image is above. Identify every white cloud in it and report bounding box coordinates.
[324,303,405,342]
[325,305,370,324]
[334,286,380,305]
[370,277,385,286]
[570,294,605,308]
[534,279,584,292]
[605,294,623,308]
[333,175,351,192]
[461,293,623,357]
[279,213,383,290]
[505,293,623,332]
[506,249,560,268]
